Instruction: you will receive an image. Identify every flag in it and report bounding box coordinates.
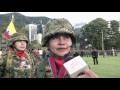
[3,20,16,40]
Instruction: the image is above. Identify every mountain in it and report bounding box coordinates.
[74,22,86,29]
[0,12,51,36]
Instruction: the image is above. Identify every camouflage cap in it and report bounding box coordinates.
[8,33,28,46]
[42,18,76,46]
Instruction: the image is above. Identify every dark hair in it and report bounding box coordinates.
[46,33,76,44]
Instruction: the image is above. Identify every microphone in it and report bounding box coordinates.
[63,54,88,78]
[64,54,73,62]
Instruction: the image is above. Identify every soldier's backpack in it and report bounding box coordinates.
[6,50,12,68]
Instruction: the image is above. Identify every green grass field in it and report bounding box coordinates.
[82,53,120,78]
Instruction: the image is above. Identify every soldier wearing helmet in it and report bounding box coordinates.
[42,18,76,47]
[30,40,42,77]
[7,33,28,51]
[0,33,35,78]
[37,18,98,78]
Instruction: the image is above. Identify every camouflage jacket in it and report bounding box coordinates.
[36,56,70,78]
[0,51,34,78]
[31,53,41,77]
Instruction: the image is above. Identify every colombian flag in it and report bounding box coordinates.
[3,20,16,40]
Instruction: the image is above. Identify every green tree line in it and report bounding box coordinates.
[75,18,120,50]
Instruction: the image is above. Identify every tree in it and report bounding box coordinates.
[81,18,108,50]
[75,25,86,49]
[107,20,120,49]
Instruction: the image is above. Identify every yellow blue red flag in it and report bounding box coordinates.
[3,20,16,40]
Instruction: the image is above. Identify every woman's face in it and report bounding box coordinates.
[14,40,27,51]
[48,34,72,57]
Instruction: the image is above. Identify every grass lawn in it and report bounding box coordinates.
[82,53,120,78]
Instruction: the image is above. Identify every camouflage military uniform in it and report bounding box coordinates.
[0,33,34,78]
[30,40,41,77]
[36,18,76,78]
[36,57,70,78]
[0,51,33,78]
[31,54,41,77]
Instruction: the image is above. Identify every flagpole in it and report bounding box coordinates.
[3,14,16,40]
[5,15,15,48]
[11,14,15,23]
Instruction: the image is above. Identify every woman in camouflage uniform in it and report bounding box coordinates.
[0,33,34,78]
[37,18,98,78]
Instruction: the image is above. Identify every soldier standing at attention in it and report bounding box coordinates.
[0,33,34,78]
[36,18,98,78]
[31,40,41,77]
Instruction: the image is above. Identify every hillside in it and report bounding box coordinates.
[0,12,51,36]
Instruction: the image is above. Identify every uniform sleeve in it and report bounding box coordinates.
[35,58,48,78]
[0,55,7,77]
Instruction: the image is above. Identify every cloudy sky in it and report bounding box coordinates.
[0,12,120,26]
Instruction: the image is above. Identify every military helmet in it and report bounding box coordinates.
[8,33,28,46]
[32,45,41,49]
[31,40,41,49]
[42,18,76,46]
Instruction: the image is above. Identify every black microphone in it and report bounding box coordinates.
[64,54,73,62]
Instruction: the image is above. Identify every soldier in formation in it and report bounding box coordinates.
[0,33,34,78]
[31,40,41,77]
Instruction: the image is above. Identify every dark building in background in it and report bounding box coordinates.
[37,24,43,34]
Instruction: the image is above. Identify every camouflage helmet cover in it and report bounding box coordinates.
[8,33,28,46]
[32,45,41,49]
[31,40,41,49]
[42,18,76,46]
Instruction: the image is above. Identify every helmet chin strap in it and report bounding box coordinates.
[14,46,25,52]
[50,51,64,59]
